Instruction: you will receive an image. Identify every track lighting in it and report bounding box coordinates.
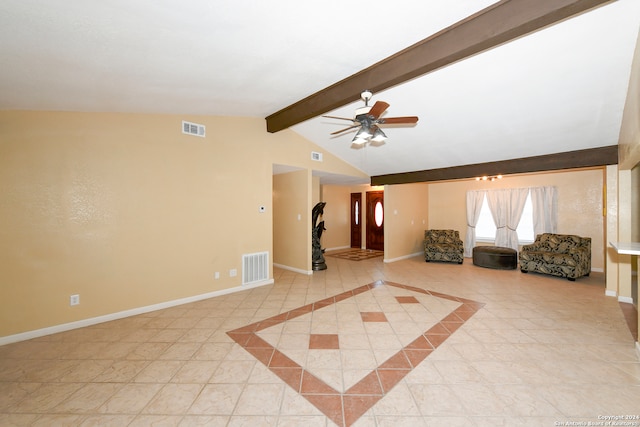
[475,174,503,182]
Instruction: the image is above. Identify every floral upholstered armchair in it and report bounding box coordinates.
[519,233,591,281]
[423,229,464,264]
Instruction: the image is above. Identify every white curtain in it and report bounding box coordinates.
[505,188,529,249]
[464,190,485,257]
[530,186,558,238]
[486,189,508,247]
[486,188,528,250]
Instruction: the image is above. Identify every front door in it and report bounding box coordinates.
[350,193,362,248]
[366,191,384,251]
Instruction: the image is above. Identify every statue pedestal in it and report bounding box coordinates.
[312,260,327,271]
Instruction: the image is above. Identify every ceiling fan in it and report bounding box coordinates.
[323,90,419,145]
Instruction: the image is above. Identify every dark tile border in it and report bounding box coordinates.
[227,280,485,427]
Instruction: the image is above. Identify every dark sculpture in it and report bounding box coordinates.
[312,202,327,271]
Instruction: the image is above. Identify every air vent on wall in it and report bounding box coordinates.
[182,120,206,137]
[242,251,269,285]
[311,151,323,162]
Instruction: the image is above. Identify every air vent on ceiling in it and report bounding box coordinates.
[182,120,205,137]
[311,151,323,162]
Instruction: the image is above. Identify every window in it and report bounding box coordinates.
[374,201,384,227]
[475,197,496,241]
[475,192,534,243]
[518,195,534,242]
[354,201,359,225]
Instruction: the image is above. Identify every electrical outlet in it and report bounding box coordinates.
[230,269,237,277]
[214,272,220,279]
[70,294,80,306]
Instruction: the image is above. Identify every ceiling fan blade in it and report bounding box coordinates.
[330,124,360,135]
[379,116,419,124]
[322,115,355,122]
[322,116,355,122]
[367,101,390,119]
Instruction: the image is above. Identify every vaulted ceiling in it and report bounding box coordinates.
[1,0,639,185]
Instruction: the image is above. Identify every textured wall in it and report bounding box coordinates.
[428,169,605,270]
[0,111,366,338]
[320,185,352,251]
[273,170,310,272]
[384,183,430,260]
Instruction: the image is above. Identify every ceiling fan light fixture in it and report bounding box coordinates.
[352,130,369,145]
[371,128,387,142]
[323,91,418,148]
[354,126,372,140]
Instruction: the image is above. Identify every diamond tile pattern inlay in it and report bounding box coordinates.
[325,249,384,261]
[227,280,485,426]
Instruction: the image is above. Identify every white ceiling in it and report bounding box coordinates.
[1,0,639,184]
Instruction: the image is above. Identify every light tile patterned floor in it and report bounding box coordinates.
[227,280,484,425]
[1,255,639,426]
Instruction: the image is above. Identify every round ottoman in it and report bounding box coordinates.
[472,246,517,270]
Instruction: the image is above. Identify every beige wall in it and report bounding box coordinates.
[606,165,620,296]
[615,25,640,345]
[320,185,352,251]
[428,169,606,270]
[321,182,429,261]
[0,111,366,338]
[1,108,632,341]
[619,28,640,170]
[617,170,634,301]
[273,170,311,272]
[318,170,606,268]
[384,183,429,260]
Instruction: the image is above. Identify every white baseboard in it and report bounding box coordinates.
[605,289,618,298]
[273,263,312,275]
[591,267,604,273]
[0,279,273,347]
[636,341,640,362]
[384,252,422,263]
[618,295,634,304]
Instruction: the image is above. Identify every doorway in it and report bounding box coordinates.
[350,193,362,248]
[366,191,384,251]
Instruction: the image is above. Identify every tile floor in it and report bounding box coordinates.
[325,249,384,262]
[1,255,639,426]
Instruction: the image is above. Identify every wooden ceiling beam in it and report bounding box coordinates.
[370,145,618,185]
[265,0,613,133]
